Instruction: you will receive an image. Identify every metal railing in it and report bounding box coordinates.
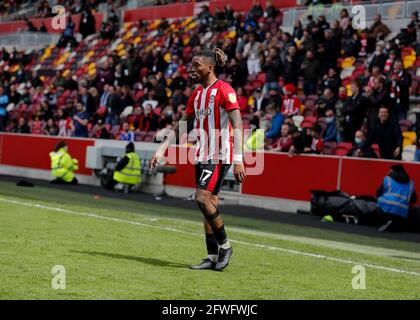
[282,0,420,27]
[0,32,60,49]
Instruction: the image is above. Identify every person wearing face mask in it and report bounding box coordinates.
[347,130,377,158]
[49,141,79,185]
[323,108,337,142]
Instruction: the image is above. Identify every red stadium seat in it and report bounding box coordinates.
[371,144,381,158]
[302,108,315,117]
[323,141,337,155]
[334,142,353,156]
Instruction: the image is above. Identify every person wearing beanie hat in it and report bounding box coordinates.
[102,142,141,192]
[375,164,417,232]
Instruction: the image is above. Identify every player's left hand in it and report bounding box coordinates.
[233,163,246,183]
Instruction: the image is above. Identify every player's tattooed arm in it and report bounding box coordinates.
[228,109,246,183]
[150,114,194,169]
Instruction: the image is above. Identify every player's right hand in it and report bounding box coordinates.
[150,148,165,169]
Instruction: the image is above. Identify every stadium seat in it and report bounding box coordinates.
[334,142,353,156]
[302,108,315,117]
[304,99,316,110]
[402,145,416,161]
[292,115,304,128]
[323,141,337,155]
[307,94,318,101]
[316,117,327,133]
[371,144,381,158]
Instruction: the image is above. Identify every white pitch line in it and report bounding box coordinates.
[1,196,420,277]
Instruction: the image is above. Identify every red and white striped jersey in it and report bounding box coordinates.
[186,79,239,164]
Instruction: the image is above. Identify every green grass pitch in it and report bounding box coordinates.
[1,179,420,299]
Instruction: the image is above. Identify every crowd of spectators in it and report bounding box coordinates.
[0,1,420,161]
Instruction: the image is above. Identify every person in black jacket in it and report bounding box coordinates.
[364,77,390,128]
[347,130,377,158]
[77,85,97,117]
[362,106,403,160]
[388,59,412,120]
[343,80,370,142]
[282,45,300,87]
[263,47,282,94]
[79,6,96,39]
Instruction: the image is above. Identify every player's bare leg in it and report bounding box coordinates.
[191,189,233,271]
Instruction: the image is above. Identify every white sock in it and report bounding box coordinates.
[208,254,218,262]
[220,241,231,250]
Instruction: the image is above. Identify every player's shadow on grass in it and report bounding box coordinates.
[73,250,190,269]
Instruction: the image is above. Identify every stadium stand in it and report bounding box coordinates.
[0,0,419,161]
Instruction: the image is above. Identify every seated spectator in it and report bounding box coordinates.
[375,165,417,232]
[57,109,74,137]
[347,130,377,158]
[316,88,336,118]
[44,118,58,136]
[138,104,159,132]
[362,106,402,160]
[252,87,269,113]
[73,103,89,137]
[269,123,294,152]
[31,114,44,135]
[119,122,135,141]
[250,87,268,127]
[289,126,312,155]
[39,101,54,122]
[305,124,324,154]
[264,104,284,140]
[323,108,337,142]
[281,84,300,117]
[94,120,110,139]
[12,117,30,134]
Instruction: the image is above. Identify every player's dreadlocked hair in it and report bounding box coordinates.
[195,47,227,68]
